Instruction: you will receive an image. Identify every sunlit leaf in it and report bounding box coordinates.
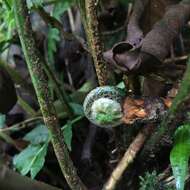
[27,0,43,9]
[69,102,84,116]
[47,27,60,64]
[0,0,15,40]
[170,124,190,190]
[61,116,83,151]
[52,1,74,20]
[13,143,48,179]
[47,0,74,64]
[0,114,6,129]
[23,124,50,144]
[62,121,73,151]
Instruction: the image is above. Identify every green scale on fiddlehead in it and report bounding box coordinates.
[83,86,125,127]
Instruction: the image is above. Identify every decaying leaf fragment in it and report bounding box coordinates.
[122,97,171,124]
[104,0,190,77]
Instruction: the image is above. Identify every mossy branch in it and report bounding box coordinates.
[80,0,108,86]
[13,1,86,189]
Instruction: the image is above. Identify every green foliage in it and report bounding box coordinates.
[13,143,48,179]
[0,0,76,65]
[47,28,60,64]
[139,171,158,190]
[89,97,123,127]
[61,116,83,151]
[139,171,173,190]
[1,0,74,61]
[0,0,15,42]
[13,116,83,178]
[0,114,6,129]
[116,81,126,90]
[52,0,74,20]
[62,121,73,151]
[27,0,43,9]
[13,124,49,179]
[1,0,45,42]
[69,102,84,116]
[47,0,74,65]
[95,111,122,125]
[170,124,190,190]
[23,124,50,144]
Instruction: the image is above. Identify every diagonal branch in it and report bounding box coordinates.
[103,125,154,190]
[13,1,87,189]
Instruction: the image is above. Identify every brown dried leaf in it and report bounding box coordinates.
[122,97,168,124]
[163,98,172,108]
[135,109,147,118]
[122,97,148,124]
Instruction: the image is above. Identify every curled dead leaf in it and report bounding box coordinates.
[122,97,168,124]
[122,97,148,124]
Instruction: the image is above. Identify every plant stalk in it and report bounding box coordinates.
[82,0,108,86]
[13,1,87,189]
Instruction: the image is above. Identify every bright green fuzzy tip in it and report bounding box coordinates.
[91,97,122,127]
[95,112,122,125]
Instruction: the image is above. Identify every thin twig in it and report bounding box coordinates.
[43,60,74,117]
[67,8,75,32]
[17,96,37,117]
[0,132,21,151]
[164,55,188,64]
[102,25,127,36]
[103,125,154,190]
[0,117,43,133]
[34,6,74,40]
